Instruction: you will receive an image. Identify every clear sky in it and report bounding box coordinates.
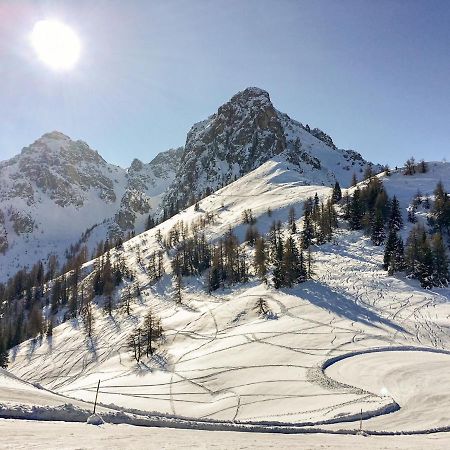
[1,0,449,167]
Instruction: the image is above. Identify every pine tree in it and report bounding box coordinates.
[371,209,385,246]
[388,196,403,231]
[404,157,416,175]
[431,233,449,287]
[245,225,260,246]
[0,344,8,369]
[288,207,297,233]
[418,234,434,289]
[143,309,162,357]
[407,206,417,223]
[418,159,428,173]
[272,257,284,289]
[254,237,267,282]
[351,172,358,187]
[349,188,363,230]
[430,181,450,235]
[46,318,53,337]
[301,213,314,249]
[255,297,268,316]
[146,215,156,231]
[272,234,284,289]
[282,236,301,287]
[121,285,133,315]
[405,225,434,288]
[342,193,351,220]
[306,246,314,279]
[363,164,374,180]
[331,181,342,203]
[174,273,182,304]
[384,229,404,273]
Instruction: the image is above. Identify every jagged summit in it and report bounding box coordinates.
[39,130,71,141]
[226,86,272,107]
[162,88,379,211]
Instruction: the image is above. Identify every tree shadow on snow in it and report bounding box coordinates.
[288,281,408,333]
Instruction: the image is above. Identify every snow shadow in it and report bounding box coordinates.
[290,282,407,333]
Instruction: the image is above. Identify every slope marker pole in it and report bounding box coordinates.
[93,379,100,414]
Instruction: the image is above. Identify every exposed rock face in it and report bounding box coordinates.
[113,147,183,231]
[163,87,380,211]
[4,131,117,207]
[0,133,182,281]
[310,128,337,150]
[163,88,287,208]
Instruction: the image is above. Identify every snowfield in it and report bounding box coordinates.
[3,160,450,448]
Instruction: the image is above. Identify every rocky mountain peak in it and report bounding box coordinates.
[129,158,144,172]
[40,130,71,141]
[162,87,379,212]
[222,86,272,111]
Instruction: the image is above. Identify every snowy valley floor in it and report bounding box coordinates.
[2,419,450,450]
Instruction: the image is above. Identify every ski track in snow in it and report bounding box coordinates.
[3,161,450,438]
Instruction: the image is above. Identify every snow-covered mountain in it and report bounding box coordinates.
[0,132,182,280]
[163,87,380,210]
[0,87,380,281]
[5,160,450,437]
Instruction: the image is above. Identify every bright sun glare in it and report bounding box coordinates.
[31,20,81,71]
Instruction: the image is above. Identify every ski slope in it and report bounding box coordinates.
[4,160,450,444]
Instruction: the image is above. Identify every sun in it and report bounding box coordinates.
[31,20,81,71]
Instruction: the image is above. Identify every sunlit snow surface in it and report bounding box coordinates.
[3,161,450,445]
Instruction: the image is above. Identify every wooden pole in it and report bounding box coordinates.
[359,408,363,432]
[93,379,100,415]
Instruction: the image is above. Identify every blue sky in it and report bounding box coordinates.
[0,0,449,167]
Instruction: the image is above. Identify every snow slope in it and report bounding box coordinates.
[5,160,450,440]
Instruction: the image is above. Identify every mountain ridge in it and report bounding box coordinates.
[0,86,379,280]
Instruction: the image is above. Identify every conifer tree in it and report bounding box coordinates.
[349,188,363,230]
[384,229,404,272]
[430,181,450,235]
[301,212,314,249]
[407,206,417,223]
[245,225,260,246]
[288,207,297,233]
[254,237,267,282]
[46,318,53,337]
[371,209,385,246]
[306,246,314,279]
[404,157,416,175]
[431,233,449,287]
[255,297,268,316]
[143,309,162,357]
[331,181,342,203]
[405,225,434,288]
[0,344,8,369]
[342,193,351,220]
[388,196,403,231]
[282,236,301,287]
